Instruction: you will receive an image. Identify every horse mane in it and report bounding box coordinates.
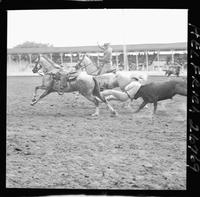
[41,55,62,69]
[84,54,96,66]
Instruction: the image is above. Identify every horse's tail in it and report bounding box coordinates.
[92,77,106,103]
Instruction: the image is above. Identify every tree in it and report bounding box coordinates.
[13,41,54,48]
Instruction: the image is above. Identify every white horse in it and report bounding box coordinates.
[31,55,117,116]
[75,54,148,102]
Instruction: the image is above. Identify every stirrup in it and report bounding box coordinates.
[58,89,64,95]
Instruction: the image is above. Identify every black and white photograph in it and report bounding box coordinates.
[6,9,188,190]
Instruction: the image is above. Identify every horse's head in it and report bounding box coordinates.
[32,55,42,73]
[32,55,62,74]
[75,53,87,70]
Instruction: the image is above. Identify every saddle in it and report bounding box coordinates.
[65,71,79,81]
[52,71,79,81]
[56,71,79,95]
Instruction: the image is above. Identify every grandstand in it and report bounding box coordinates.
[7,42,187,76]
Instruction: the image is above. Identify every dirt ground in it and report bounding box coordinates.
[6,75,187,189]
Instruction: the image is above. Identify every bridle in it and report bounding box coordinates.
[32,55,42,73]
[75,54,100,75]
[75,53,86,69]
[32,55,60,76]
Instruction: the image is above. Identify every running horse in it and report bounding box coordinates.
[75,53,149,101]
[30,55,117,116]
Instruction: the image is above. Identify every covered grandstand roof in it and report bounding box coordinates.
[7,42,187,54]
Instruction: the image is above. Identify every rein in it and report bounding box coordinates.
[76,54,86,68]
[81,62,100,75]
[76,54,100,75]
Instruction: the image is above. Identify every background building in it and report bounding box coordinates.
[7,42,187,76]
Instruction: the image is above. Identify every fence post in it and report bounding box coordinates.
[123,45,128,70]
[136,52,138,70]
[171,50,174,65]
[146,50,148,71]
[157,50,160,71]
[60,53,63,65]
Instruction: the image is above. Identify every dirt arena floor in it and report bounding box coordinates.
[6,75,187,189]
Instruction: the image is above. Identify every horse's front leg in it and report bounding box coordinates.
[31,88,52,106]
[133,100,147,113]
[32,85,47,102]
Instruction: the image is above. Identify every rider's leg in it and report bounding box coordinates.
[101,80,141,102]
[101,89,129,102]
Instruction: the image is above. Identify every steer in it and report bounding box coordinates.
[133,79,187,114]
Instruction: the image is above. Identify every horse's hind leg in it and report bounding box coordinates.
[82,94,100,116]
[31,88,52,106]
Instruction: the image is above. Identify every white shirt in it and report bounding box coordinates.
[125,81,141,99]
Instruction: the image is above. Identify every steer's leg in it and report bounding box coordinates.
[133,100,147,113]
[153,101,158,114]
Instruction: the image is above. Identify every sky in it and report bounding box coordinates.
[7,9,188,48]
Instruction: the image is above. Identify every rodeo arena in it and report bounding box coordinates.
[7,42,187,190]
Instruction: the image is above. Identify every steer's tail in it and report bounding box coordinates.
[175,81,187,96]
[92,77,106,103]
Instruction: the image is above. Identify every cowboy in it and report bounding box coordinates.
[97,42,113,74]
[100,80,142,103]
